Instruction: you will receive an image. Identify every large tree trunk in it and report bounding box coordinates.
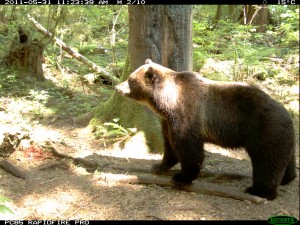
[90,5,193,153]
[128,5,192,71]
[240,5,269,33]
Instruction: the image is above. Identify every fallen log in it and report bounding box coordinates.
[101,164,251,181]
[27,14,119,84]
[0,158,26,179]
[46,141,260,202]
[95,173,266,204]
[47,140,250,180]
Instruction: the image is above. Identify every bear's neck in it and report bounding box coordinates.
[152,80,179,117]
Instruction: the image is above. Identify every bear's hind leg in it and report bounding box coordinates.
[246,151,283,200]
[281,153,296,185]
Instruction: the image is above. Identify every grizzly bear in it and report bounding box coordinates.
[115,59,296,200]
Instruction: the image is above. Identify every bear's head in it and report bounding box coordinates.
[115,59,179,117]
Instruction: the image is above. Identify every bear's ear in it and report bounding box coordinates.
[145,66,160,83]
[145,66,155,79]
[145,59,153,64]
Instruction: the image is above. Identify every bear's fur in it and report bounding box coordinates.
[115,59,296,200]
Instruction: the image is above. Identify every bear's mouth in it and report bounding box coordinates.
[115,81,131,96]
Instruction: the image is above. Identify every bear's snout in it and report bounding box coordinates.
[115,81,131,96]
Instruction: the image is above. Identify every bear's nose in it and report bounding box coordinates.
[115,81,130,95]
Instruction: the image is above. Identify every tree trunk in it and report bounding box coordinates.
[227,5,240,22]
[3,26,44,80]
[213,6,222,24]
[128,5,192,71]
[254,6,268,33]
[90,5,193,153]
[240,5,269,33]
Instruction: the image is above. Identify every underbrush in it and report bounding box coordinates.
[0,67,113,128]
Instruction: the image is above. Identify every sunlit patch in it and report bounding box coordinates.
[30,128,62,143]
[204,143,249,160]
[20,190,77,219]
[38,199,63,215]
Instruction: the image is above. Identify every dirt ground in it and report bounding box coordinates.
[1,118,299,220]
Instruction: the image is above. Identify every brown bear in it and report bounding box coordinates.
[115,59,296,200]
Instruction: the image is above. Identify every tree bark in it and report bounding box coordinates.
[3,26,44,80]
[128,5,192,71]
[240,5,269,33]
[91,5,193,153]
[228,5,240,21]
[213,6,222,24]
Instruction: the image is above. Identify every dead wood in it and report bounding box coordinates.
[36,161,70,171]
[3,26,44,80]
[98,164,251,181]
[95,173,266,204]
[27,14,119,84]
[46,141,260,203]
[46,141,97,171]
[0,158,26,179]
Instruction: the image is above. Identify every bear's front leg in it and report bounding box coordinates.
[151,120,178,174]
[171,134,205,186]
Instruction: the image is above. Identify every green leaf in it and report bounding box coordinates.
[0,205,14,216]
[127,128,137,133]
[113,118,120,123]
[0,196,11,204]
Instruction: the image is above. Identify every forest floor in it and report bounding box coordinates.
[0,62,299,221]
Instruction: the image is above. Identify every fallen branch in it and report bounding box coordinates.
[27,14,119,84]
[46,141,98,171]
[95,173,266,204]
[98,164,251,181]
[46,141,259,202]
[36,161,70,171]
[0,158,26,179]
[46,141,250,181]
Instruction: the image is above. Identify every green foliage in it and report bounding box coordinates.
[192,5,298,82]
[191,5,298,142]
[0,66,103,125]
[0,5,298,144]
[97,118,137,138]
[268,6,299,49]
[0,195,14,218]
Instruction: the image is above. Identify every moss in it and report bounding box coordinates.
[90,55,164,153]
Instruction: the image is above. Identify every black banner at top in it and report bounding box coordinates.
[1,0,299,5]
